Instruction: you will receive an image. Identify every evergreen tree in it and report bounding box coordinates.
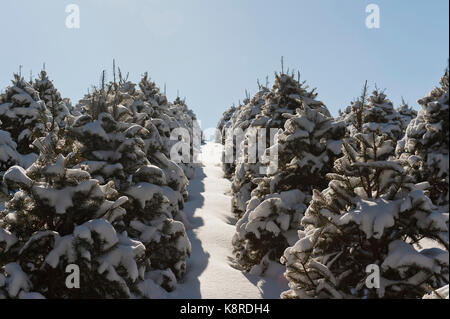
[232,105,345,273]
[137,74,198,180]
[341,85,403,142]
[0,146,146,298]
[396,68,449,207]
[171,96,200,178]
[33,70,73,130]
[281,132,448,299]
[1,65,199,298]
[396,100,417,133]
[231,72,328,219]
[0,74,50,155]
[215,105,237,144]
[138,74,177,151]
[70,76,191,283]
[222,87,269,181]
[261,72,329,128]
[0,127,21,187]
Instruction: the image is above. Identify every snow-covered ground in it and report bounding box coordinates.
[168,142,288,299]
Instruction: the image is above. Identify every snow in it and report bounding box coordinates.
[18,291,46,299]
[130,220,159,243]
[19,230,59,255]
[327,139,342,155]
[168,142,288,299]
[3,263,31,298]
[44,218,146,297]
[75,219,120,250]
[82,120,110,141]
[427,152,449,178]
[98,232,145,283]
[33,179,100,215]
[382,240,445,275]
[44,154,65,176]
[135,165,167,185]
[19,153,38,169]
[423,285,449,299]
[0,130,19,163]
[3,165,33,188]
[339,197,401,239]
[45,235,76,268]
[125,182,165,210]
[0,228,18,252]
[138,278,169,299]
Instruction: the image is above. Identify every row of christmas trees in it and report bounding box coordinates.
[0,66,198,298]
[217,66,449,298]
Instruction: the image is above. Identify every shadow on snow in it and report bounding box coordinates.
[168,165,210,299]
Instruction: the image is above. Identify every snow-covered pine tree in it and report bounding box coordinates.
[221,87,269,181]
[232,104,346,274]
[31,70,80,164]
[341,84,403,142]
[138,74,177,150]
[221,102,246,180]
[396,99,417,134]
[105,71,192,198]
[33,70,73,130]
[231,72,328,219]
[281,131,449,299]
[215,105,237,144]
[0,142,146,299]
[0,74,50,155]
[265,104,344,194]
[1,127,22,187]
[1,64,197,297]
[70,77,191,283]
[137,73,197,180]
[396,68,449,207]
[261,72,330,128]
[171,96,200,177]
[173,96,197,127]
[364,89,403,140]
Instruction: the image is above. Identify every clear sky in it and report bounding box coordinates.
[0,0,448,129]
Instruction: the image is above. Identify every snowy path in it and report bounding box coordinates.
[168,142,288,299]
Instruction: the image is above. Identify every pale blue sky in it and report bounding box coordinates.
[0,0,448,128]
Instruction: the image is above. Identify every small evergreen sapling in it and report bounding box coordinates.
[341,85,403,142]
[0,149,146,298]
[0,127,21,188]
[33,70,73,130]
[232,105,345,274]
[396,99,417,133]
[0,74,50,155]
[71,77,192,284]
[230,72,328,219]
[281,132,448,299]
[396,69,449,207]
